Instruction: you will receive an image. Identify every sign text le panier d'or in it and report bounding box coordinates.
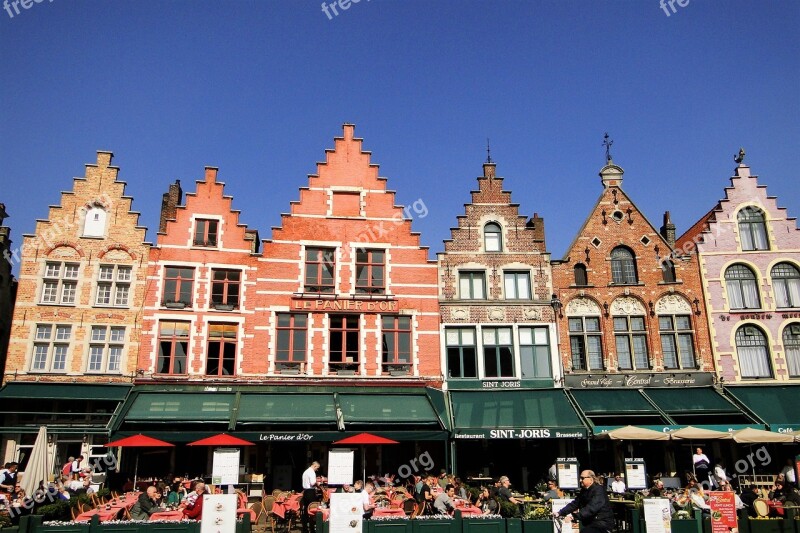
[291,297,398,313]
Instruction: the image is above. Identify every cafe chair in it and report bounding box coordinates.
[70,504,81,521]
[402,498,417,516]
[248,500,265,525]
[411,501,427,518]
[272,489,283,498]
[753,499,770,517]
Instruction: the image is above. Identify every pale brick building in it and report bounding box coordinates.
[677,158,800,433]
[1,152,148,469]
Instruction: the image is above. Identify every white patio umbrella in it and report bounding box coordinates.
[731,427,795,443]
[20,426,50,496]
[596,425,670,440]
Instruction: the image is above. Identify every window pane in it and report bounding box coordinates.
[461,328,475,345]
[534,327,548,345]
[613,317,627,331]
[497,328,512,345]
[662,335,678,369]
[675,316,691,330]
[585,318,600,332]
[568,318,583,332]
[630,317,645,331]
[519,328,533,345]
[659,316,672,330]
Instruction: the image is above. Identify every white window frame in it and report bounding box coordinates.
[95,264,132,307]
[41,262,79,305]
[87,325,126,373]
[31,324,71,372]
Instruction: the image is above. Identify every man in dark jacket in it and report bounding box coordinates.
[556,470,616,533]
[130,486,161,521]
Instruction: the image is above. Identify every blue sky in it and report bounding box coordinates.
[2,1,798,273]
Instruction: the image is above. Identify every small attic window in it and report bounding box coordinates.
[83,205,107,237]
[591,237,602,248]
[611,210,624,222]
[640,236,651,246]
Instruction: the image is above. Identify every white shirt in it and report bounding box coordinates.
[611,480,626,493]
[693,453,710,466]
[781,465,796,484]
[302,467,317,490]
[714,465,728,482]
[360,490,371,511]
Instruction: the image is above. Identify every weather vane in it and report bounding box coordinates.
[486,138,492,164]
[603,132,613,163]
[734,147,745,164]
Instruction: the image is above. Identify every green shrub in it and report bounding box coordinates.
[499,499,520,518]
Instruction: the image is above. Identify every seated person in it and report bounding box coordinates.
[433,484,456,515]
[543,480,564,502]
[183,482,207,520]
[476,486,498,515]
[497,476,520,504]
[649,479,665,497]
[611,475,626,495]
[359,481,375,519]
[130,487,162,521]
[739,484,760,515]
[769,480,788,502]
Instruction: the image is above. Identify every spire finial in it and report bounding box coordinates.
[486,138,492,164]
[603,132,614,163]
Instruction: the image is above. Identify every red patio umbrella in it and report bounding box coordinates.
[104,434,174,488]
[187,433,255,447]
[333,433,399,483]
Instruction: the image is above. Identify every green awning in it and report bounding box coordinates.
[642,388,754,425]
[725,386,800,432]
[0,382,130,401]
[571,390,658,414]
[450,390,587,439]
[237,394,337,424]
[125,393,234,423]
[338,394,441,425]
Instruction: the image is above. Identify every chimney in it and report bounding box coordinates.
[660,211,676,247]
[527,212,546,245]
[159,180,182,233]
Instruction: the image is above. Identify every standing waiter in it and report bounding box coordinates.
[301,461,321,533]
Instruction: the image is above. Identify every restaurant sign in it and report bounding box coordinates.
[291,296,398,313]
[454,428,587,439]
[564,372,713,389]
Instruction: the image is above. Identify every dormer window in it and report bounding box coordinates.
[610,247,638,285]
[194,219,218,247]
[83,205,107,237]
[484,222,502,252]
[737,207,769,251]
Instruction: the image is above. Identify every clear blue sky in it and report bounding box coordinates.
[2,1,798,274]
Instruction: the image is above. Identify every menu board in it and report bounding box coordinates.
[200,494,237,533]
[212,448,240,486]
[330,493,363,533]
[552,499,579,533]
[556,457,579,490]
[625,458,647,490]
[327,448,355,486]
[708,491,737,533]
[643,498,672,533]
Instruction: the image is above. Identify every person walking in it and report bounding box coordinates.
[692,448,711,488]
[555,470,616,533]
[300,461,320,533]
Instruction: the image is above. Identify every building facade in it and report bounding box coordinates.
[0,203,16,377]
[551,157,754,476]
[1,152,149,470]
[676,159,800,432]
[437,161,583,490]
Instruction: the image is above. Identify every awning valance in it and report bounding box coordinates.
[0,382,130,401]
[642,388,752,425]
[125,393,234,423]
[236,393,337,424]
[450,389,587,439]
[725,386,800,433]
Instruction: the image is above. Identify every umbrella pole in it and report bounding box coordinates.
[134,453,139,490]
[362,445,366,483]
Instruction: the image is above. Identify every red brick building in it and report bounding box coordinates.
[1,152,148,469]
[552,157,753,476]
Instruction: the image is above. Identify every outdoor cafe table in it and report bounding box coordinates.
[150,510,186,521]
[308,506,330,521]
[272,493,302,519]
[373,507,406,518]
[74,507,123,523]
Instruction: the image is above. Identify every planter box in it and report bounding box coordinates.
[522,520,554,533]
[672,517,702,533]
[463,517,506,533]
[367,519,413,533]
[412,519,456,533]
[747,519,793,533]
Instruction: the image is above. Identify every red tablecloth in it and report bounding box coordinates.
[456,505,483,517]
[373,507,406,518]
[150,510,186,521]
[308,506,330,521]
[74,507,122,522]
[272,494,302,519]
[766,500,785,517]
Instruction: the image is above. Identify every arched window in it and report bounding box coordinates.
[783,324,800,377]
[661,260,676,283]
[771,263,800,309]
[83,206,107,237]
[574,264,588,286]
[735,325,772,378]
[484,222,502,252]
[610,247,637,284]
[737,207,769,251]
[725,264,760,309]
